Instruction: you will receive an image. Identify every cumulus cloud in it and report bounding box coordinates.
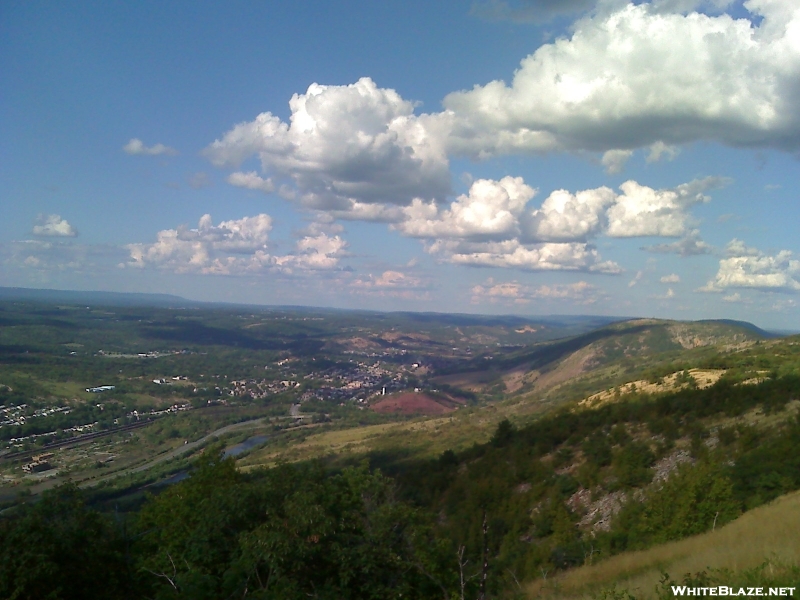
[372,174,718,273]
[381,175,720,264]
[205,77,451,210]
[128,214,272,274]
[276,233,349,272]
[127,214,347,275]
[722,292,746,303]
[348,270,430,300]
[442,0,800,158]
[123,138,178,156]
[523,186,616,242]
[606,177,727,238]
[427,238,621,273]
[660,273,680,283]
[470,278,599,304]
[207,1,799,233]
[700,239,800,293]
[2,240,126,272]
[227,171,275,193]
[394,176,535,240]
[32,214,78,238]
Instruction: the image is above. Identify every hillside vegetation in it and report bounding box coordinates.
[529,490,800,600]
[4,301,800,598]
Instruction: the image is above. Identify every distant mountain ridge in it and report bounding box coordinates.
[0,286,195,308]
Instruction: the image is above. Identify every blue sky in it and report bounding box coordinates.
[2,0,799,328]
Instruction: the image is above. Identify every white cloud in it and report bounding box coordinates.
[722,292,748,303]
[276,233,348,271]
[724,238,762,257]
[660,273,680,283]
[127,214,348,276]
[700,240,800,293]
[470,280,528,303]
[350,270,429,300]
[427,238,621,273]
[394,176,535,239]
[227,171,275,193]
[32,214,78,237]
[601,149,633,174]
[2,240,125,272]
[646,141,680,163]
[355,173,717,274]
[205,77,451,209]
[382,175,719,269]
[606,177,727,238]
[441,0,800,157]
[470,278,600,304]
[128,214,273,274]
[123,138,178,156]
[523,186,616,242]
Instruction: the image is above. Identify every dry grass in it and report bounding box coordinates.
[579,369,727,409]
[528,490,800,600]
[238,409,502,469]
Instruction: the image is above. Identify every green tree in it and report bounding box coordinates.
[0,484,135,600]
[628,462,739,546]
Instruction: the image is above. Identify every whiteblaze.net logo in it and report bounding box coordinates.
[671,587,796,597]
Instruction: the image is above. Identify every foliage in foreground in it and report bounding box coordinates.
[1,456,460,599]
[134,452,454,599]
[5,375,800,598]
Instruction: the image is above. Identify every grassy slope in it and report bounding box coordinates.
[529,490,800,600]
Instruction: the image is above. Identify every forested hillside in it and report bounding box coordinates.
[4,371,800,598]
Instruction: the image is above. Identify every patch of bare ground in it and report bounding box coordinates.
[515,326,538,334]
[341,336,381,351]
[503,364,535,394]
[579,368,727,409]
[530,346,602,393]
[379,331,432,343]
[667,323,753,349]
[370,392,460,415]
[569,489,628,532]
[652,449,693,483]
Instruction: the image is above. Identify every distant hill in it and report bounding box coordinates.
[697,318,780,338]
[433,317,772,400]
[0,286,196,308]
